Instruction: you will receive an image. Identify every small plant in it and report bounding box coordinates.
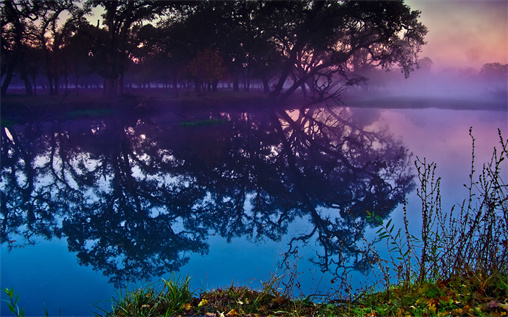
[2,287,24,317]
[98,274,193,317]
[367,128,508,290]
[158,274,193,316]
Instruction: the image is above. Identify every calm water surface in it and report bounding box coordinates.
[1,103,506,316]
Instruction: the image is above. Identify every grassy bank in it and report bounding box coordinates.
[88,270,507,317]
[3,270,507,316]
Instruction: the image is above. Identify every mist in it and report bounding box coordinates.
[344,62,508,110]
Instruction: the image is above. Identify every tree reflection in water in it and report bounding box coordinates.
[1,105,414,286]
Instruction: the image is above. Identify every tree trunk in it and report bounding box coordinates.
[233,78,239,92]
[1,67,15,97]
[32,73,37,95]
[261,75,269,94]
[173,75,179,97]
[22,75,33,96]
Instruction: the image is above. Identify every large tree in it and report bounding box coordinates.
[85,0,172,95]
[29,0,79,95]
[255,0,427,102]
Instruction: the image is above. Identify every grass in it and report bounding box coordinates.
[95,274,193,317]
[2,129,507,316]
[87,271,507,316]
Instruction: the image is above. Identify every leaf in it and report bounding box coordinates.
[271,296,287,305]
[8,303,16,314]
[198,299,209,307]
[226,309,239,316]
[3,288,13,298]
[411,234,420,241]
[427,303,436,314]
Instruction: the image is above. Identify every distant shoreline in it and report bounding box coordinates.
[1,90,506,125]
[343,94,507,111]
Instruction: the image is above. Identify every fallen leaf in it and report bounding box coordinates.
[427,303,436,314]
[487,300,500,309]
[226,309,239,316]
[198,299,209,307]
[182,302,192,310]
[270,295,287,306]
[205,313,216,317]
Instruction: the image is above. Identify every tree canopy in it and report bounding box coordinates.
[1,0,428,101]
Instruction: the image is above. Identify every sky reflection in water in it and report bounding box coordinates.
[1,105,506,316]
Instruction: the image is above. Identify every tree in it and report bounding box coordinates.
[60,19,97,93]
[85,0,171,95]
[188,48,226,92]
[28,0,80,95]
[1,0,43,96]
[480,62,508,81]
[255,0,427,102]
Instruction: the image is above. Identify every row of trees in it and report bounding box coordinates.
[1,0,428,100]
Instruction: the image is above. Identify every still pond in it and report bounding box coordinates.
[1,100,506,316]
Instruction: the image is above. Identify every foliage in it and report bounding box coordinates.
[96,271,508,316]
[97,274,193,317]
[1,0,427,98]
[369,128,507,285]
[2,288,24,317]
[187,48,227,91]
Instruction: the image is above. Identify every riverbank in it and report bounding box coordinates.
[96,271,508,316]
[1,90,276,125]
[3,270,506,316]
[2,89,505,126]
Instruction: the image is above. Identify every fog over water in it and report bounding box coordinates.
[343,63,507,111]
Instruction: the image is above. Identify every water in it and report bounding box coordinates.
[1,102,506,316]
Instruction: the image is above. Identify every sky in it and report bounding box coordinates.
[406,0,508,71]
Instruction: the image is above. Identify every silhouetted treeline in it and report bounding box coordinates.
[2,0,428,100]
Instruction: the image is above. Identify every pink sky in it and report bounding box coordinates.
[407,0,508,71]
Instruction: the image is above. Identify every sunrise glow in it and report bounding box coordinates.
[408,0,508,70]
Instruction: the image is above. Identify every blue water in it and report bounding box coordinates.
[1,104,506,316]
